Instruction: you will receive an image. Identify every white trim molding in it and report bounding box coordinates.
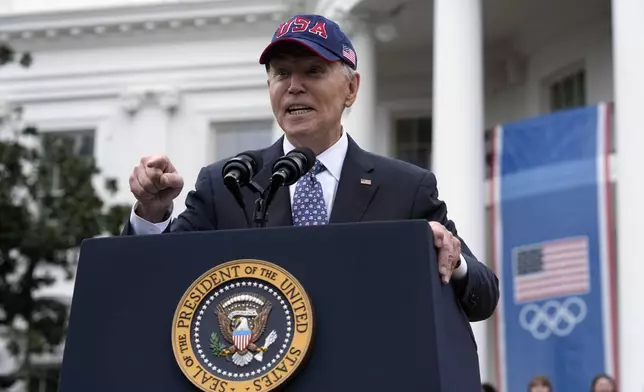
[0,63,271,104]
[119,85,181,116]
[0,0,289,42]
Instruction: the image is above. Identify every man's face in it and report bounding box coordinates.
[266,44,359,142]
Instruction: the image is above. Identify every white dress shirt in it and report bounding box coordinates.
[282,128,348,218]
[129,130,467,278]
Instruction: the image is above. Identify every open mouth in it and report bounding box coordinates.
[286,105,314,115]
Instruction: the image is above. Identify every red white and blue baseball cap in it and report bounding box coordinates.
[259,14,357,70]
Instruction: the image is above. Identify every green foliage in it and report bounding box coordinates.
[0,125,129,387]
[210,332,227,357]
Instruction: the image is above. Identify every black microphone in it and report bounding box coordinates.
[254,147,315,228]
[269,147,316,187]
[222,150,263,188]
[222,150,263,228]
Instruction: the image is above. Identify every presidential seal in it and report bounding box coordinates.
[172,259,314,392]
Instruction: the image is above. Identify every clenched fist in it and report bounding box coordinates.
[129,155,184,222]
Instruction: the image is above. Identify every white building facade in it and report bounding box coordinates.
[0,0,642,390]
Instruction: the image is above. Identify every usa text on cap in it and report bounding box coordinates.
[259,14,358,70]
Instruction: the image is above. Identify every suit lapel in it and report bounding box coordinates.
[242,137,293,227]
[329,136,379,224]
[264,186,292,227]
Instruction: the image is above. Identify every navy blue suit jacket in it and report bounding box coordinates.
[123,135,499,325]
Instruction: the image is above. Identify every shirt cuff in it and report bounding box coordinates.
[129,202,172,235]
[452,253,468,279]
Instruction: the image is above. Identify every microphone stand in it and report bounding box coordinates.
[247,175,284,228]
[247,147,313,228]
[246,180,268,228]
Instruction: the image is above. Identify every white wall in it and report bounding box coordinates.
[486,14,613,128]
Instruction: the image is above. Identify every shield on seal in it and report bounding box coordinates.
[233,328,251,351]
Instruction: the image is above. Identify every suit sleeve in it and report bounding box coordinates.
[410,171,499,322]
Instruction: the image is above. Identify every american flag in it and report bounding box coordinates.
[513,236,590,303]
[342,45,356,65]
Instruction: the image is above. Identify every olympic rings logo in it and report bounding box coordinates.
[519,296,587,340]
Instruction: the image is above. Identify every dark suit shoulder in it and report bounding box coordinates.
[202,159,225,178]
[363,151,433,187]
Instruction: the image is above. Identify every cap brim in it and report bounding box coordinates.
[259,37,341,65]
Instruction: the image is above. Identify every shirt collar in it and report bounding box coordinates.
[282,129,348,182]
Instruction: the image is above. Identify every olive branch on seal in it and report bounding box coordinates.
[210,332,227,356]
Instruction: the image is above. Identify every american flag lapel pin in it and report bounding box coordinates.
[360,178,371,185]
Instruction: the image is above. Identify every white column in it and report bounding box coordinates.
[432,0,490,384]
[612,0,644,389]
[119,88,171,155]
[115,86,173,206]
[341,21,377,153]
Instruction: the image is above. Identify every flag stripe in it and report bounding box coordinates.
[490,124,506,392]
[597,102,618,378]
[538,256,588,268]
[517,282,590,303]
[516,273,590,293]
[516,266,590,286]
[542,240,588,252]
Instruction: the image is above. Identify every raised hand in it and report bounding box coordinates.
[129,155,184,222]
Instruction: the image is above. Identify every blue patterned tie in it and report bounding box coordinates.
[292,160,328,226]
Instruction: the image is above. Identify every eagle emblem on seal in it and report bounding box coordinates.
[211,292,278,367]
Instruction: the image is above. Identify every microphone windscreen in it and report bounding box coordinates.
[237,150,264,173]
[292,147,316,172]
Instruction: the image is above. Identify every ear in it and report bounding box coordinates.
[344,72,360,108]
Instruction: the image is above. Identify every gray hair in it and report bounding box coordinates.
[342,63,357,82]
[265,60,357,81]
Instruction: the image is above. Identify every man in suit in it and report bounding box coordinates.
[125,14,498,323]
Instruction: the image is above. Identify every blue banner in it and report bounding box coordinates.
[491,103,617,391]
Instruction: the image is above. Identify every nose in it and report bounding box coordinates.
[287,73,305,94]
